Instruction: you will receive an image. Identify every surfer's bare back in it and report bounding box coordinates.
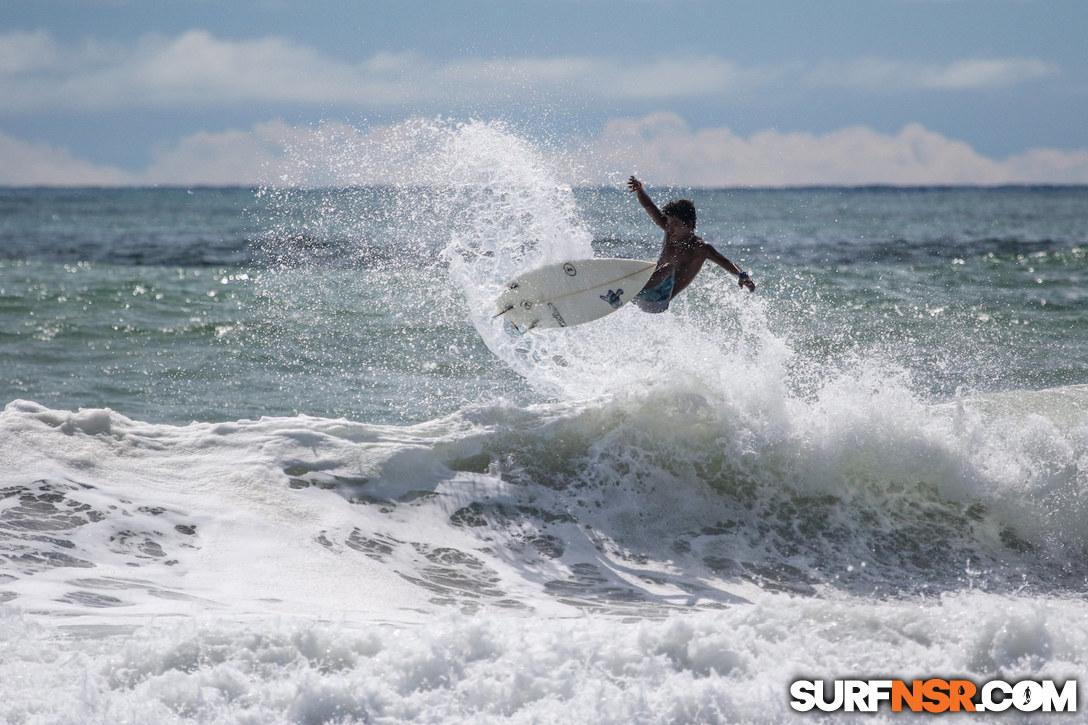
[627,175,755,312]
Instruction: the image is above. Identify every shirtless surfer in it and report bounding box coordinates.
[628,175,755,312]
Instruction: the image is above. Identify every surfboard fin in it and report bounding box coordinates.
[509,319,539,335]
[493,304,515,319]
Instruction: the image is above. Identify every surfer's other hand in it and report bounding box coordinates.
[627,176,642,193]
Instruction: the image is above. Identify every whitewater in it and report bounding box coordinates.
[1,120,1086,723]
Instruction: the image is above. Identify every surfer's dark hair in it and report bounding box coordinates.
[662,199,696,228]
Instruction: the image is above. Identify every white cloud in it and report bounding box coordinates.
[0,30,408,111]
[0,29,1059,113]
[140,121,298,186]
[578,112,1088,186]
[439,55,769,100]
[924,58,1057,89]
[0,119,461,187]
[1004,146,1088,185]
[0,29,61,75]
[2,115,1086,187]
[140,118,471,187]
[0,128,129,186]
[805,57,1058,91]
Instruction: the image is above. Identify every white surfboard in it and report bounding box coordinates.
[494,258,657,332]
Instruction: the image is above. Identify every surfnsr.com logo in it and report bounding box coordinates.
[790,678,1077,714]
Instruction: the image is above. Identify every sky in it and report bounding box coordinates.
[1,0,1086,187]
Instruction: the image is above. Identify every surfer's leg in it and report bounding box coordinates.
[634,274,675,313]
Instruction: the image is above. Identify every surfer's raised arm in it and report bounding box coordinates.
[627,176,667,230]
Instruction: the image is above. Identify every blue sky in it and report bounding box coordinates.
[1,0,1086,186]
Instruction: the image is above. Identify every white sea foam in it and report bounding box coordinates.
[1,368,1085,619]
[2,590,1085,724]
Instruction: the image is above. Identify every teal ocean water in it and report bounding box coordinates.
[1,120,1086,722]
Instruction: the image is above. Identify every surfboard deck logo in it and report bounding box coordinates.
[599,289,624,308]
[494,258,656,332]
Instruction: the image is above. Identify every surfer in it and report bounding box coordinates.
[627,175,755,312]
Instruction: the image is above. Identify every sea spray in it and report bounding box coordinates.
[235,119,1088,594]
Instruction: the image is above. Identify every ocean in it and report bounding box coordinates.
[1,119,1086,723]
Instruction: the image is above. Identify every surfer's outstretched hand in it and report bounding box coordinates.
[627,176,643,193]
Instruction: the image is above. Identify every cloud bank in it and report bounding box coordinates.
[0,129,129,186]
[804,57,1058,91]
[1,28,1080,186]
[2,115,1086,188]
[581,113,1088,187]
[0,29,1062,112]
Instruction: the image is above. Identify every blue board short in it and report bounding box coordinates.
[634,275,675,313]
